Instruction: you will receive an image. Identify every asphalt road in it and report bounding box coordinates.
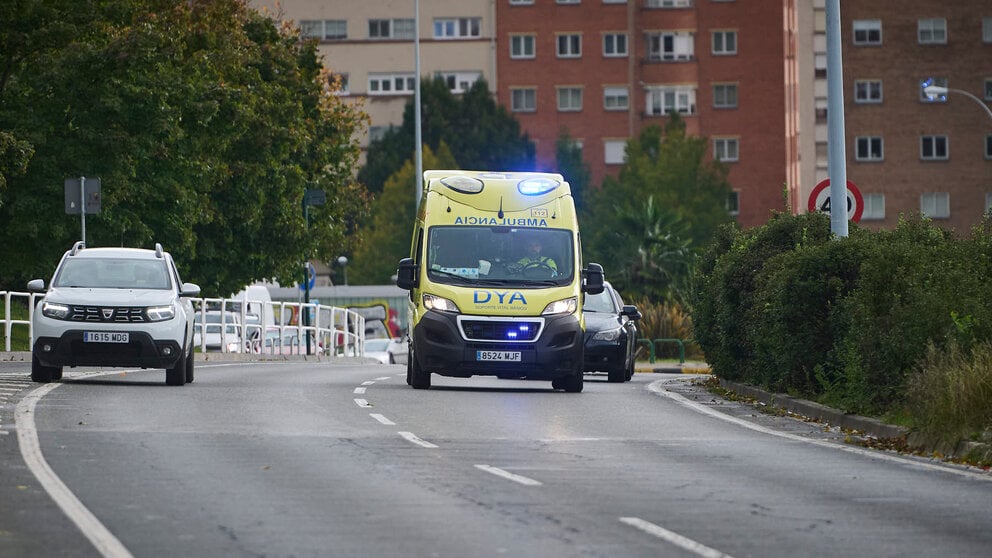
[1,361,990,558]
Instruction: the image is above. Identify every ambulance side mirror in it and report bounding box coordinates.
[396,258,418,290]
[582,262,604,295]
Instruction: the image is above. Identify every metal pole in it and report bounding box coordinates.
[80,176,86,244]
[825,0,848,237]
[946,87,992,123]
[414,0,423,207]
[304,201,312,355]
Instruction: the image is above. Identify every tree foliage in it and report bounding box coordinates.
[554,127,591,213]
[0,0,368,296]
[582,115,734,304]
[349,143,459,285]
[358,77,535,195]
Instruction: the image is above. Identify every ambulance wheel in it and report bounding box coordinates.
[553,371,583,393]
[410,355,431,390]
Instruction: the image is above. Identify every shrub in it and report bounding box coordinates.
[906,341,992,443]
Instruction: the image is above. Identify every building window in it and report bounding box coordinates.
[647,31,694,61]
[437,71,482,94]
[984,18,992,43]
[510,35,536,58]
[853,19,882,45]
[557,87,583,111]
[645,86,696,116]
[712,31,737,55]
[986,192,992,214]
[369,19,414,40]
[603,86,629,110]
[368,126,386,142]
[557,34,582,58]
[918,18,947,44]
[713,84,738,108]
[557,0,580,4]
[368,73,415,95]
[511,88,536,112]
[854,80,882,103]
[509,0,534,5]
[862,193,885,220]
[646,0,692,7]
[604,139,627,164]
[921,135,949,160]
[921,192,950,219]
[434,17,481,39]
[329,73,349,95]
[714,138,739,162]
[726,191,740,216]
[921,77,947,102]
[603,33,628,57]
[984,78,992,101]
[301,20,347,40]
[986,134,992,159]
[855,136,883,161]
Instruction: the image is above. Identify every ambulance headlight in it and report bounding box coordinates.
[423,294,460,313]
[518,177,559,196]
[541,297,577,316]
[441,176,484,194]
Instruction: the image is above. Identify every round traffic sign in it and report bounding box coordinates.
[807,179,863,223]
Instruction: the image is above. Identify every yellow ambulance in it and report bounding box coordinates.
[395,170,604,392]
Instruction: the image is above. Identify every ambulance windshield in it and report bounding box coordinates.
[427,226,574,286]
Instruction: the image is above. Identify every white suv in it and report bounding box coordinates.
[27,242,201,385]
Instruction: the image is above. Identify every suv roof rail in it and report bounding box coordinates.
[154,243,163,258]
[70,241,85,256]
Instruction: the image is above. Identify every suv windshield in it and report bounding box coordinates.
[426,226,574,287]
[54,258,171,290]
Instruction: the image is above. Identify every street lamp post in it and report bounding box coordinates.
[337,256,348,286]
[923,84,992,122]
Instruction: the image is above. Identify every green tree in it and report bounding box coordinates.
[0,0,368,296]
[555,127,591,213]
[583,114,733,304]
[349,143,458,285]
[358,77,535,195]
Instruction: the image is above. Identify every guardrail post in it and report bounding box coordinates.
[652,338,685,364]
[637,338,656,363]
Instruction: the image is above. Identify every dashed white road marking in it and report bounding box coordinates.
[620,517,734,558]
[370,413,395,425]
[353,387,367,395]
[398,431,438,448]
[354,398,371,408]
[474,464,543,486]
[374,376,392,381]
[361,380,376,386]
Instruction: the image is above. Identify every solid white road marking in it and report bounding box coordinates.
[649,379,992,482]
[620,517,734,558]
[370,413,395,425]
[16,383,134,558]
[474,464,543,486]
[353,387,367,395]
[354,398,371,408]
[398,431,438,448]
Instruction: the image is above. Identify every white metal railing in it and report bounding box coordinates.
[1,291,365,358]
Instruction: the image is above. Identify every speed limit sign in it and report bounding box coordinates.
[807,179,863,223]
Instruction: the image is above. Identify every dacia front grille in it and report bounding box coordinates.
[70,306,146,323]
[460,320,541,342]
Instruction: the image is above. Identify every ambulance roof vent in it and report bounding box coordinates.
[441,175,484,194]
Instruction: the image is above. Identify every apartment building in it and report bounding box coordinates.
[814,1,992,233]
[496,0,798,227]
[251,0,496,163]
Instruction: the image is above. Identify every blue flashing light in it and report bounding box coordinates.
[517,177,559,196]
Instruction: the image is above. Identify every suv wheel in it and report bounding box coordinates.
[166,348,187,386]
[31,355,63,383]
[184,344,195,384]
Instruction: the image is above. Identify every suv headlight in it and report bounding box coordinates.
[146,304,177,322]
[41,301,70,320]
[542,297,577,316]
[592,327,622,342]
[423,294,460,313]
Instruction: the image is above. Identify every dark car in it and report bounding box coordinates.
[582,281,641,382]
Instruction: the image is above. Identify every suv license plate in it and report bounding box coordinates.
[477,351,521,362]
[84,332,130,343]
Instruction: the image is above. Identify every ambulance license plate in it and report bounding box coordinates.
[84,332,129,343]
[476,350,521,362]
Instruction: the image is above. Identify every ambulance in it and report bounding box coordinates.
[395,170,604,392]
